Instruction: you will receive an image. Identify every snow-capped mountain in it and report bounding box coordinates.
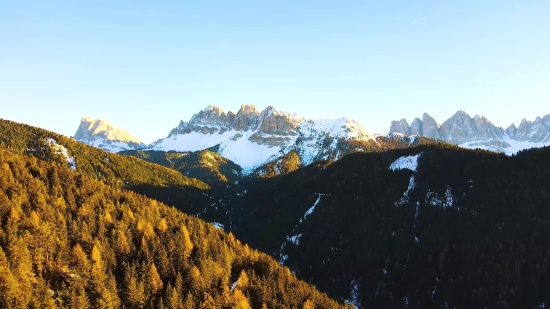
[389,111,550,154]
[73,117,146,152]
[151,105,375,172]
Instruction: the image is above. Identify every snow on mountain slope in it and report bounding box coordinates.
[73,117,146,152]
[389,153,422,172]
[45,138,76,170]
[390,111,550,155]
[151,105,375,172]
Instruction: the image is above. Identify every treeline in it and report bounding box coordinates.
[0,148,349,308]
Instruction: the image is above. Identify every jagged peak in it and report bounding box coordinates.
[239,104,259,114]
[422,112,437,121]
[411,117,422,125]
[506,123,517,130]
[203,105,224,113]
[73,116,142,145]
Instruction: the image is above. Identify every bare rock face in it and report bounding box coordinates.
[515,116,550,143]
[152,105,375,172]
[439,111,476,143]
[257,106,300,135]
[439,111,503,144]
[73,116,96,141]
[73,117,145,152]
[390,119,410,135]
[410,118,423,136]
[189,105,229,127]
[422,113,442,139]
[505,124,517,139]
[472,116,504,140]
[515,119,532,141]
[389,110,550,155]
[232,104,261,131]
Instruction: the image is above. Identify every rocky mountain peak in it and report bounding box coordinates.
[152,105,375,172]
[390,119,410,136]
[389,111,550,155]
[410,118,423,136]
[239,104,259,114]
[73,117,145,152]
[421,113,441,139]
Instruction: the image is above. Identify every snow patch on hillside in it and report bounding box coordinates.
[212,222,224,229]
[396,176,415,206]
[345,280,360,309]
[287,233,302,245]
[426,186,454,208]
[459,138,550,155]
[152,130,285,173]
[299,193,324,223]
[389,153,422,172]
[46,138,76,170]
[87,139,139,152]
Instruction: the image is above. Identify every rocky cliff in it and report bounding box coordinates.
[73,117,145,152]
[389,111,550,154]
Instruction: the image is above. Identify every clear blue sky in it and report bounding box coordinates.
[1,0,549,143]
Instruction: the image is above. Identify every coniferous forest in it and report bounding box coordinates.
[0,147,348,308]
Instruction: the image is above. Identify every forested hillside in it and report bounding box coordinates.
[222,144,550,308]
[0,148,349,308]
[119,149,242,184]
[0,119,208,189]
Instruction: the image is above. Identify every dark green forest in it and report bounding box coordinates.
[223,144,550,308]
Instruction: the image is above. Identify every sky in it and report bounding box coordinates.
[1,0,549,143]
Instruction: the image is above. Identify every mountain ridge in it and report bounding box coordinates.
[150,104,377,172]
[389,110,550,154]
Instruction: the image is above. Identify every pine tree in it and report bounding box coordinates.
[0,246,17,307]
[115,229,131,256]
[164,283,182,309]
[148,263,164,295]
[126,275,146,308]
[303,299,315,309]
[233,289,252,309]
[9,237,33,307]
[236,270,249,289]
[68,283,91,309]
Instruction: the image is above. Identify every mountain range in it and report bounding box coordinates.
[73,107,550,173]
[73,105,439,173]
[389,111,550,154]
